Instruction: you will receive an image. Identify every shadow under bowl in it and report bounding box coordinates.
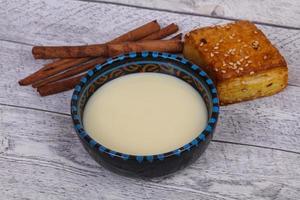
[71,51,219,178]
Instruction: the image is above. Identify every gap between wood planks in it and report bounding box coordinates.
[76,0,300,30]
[0,38,33,47]
[1,102,299,155]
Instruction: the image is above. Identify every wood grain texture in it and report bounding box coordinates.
[0,0,299,45]
[1,105,299,200]
[0,0,300,199]
[0,0,300,153]
[95,0,300,28]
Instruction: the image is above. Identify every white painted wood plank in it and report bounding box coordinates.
[1,105,299,200]
[0,0,299,199]
[217,87,300,153]
[0,41,72,113]
[96,0,300,28]
[0,0,299,47]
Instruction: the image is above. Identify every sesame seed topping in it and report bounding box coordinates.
[236,61,241,65]
[250,71,255,75]
[237,39,241,42]
[243,44,247,48]
[239,67,244,71]
[242,88,247,92]
[232,65,237,69]
[204,49,208,52]
[219,39,223,43]
[199,42,204,46]
[224,54,229,57]
[240,58,244,62]
[241,81,246,84]
[254,31,258,34]
[214,51,219,54]
[252,40,260,49]
[229,62,234,65]
[214,68,219,72]
[264,55,268,59]
[228,49,236,55]
[216,42,220,46]
[221,70,226,73]
[236,69,240,73]
[214,46,219,49]
[248,60,252,63]
[245,63,249,67]
[245,56,250,59]
[210,53,214,57]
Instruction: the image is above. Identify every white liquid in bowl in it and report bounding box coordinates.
[83,73,208,155]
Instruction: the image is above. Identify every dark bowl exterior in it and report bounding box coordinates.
[80,133,212,178]
[71,51,219,178]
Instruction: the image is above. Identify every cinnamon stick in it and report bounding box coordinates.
[20,21,163,86]
[32,57,106,88]
[37,75,85,96]
[140,23,178,41]
[18,57,91,85]
[32,20,160,59]
[108,20,160,44]
[108,40,183,57]
[43,24,179,69]
[39,23,178,69]
[34,23,182,96]
[31,24,180,88]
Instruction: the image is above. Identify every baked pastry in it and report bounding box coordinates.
[183,20,288,105]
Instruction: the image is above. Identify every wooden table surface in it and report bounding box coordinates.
[1,0,299,199]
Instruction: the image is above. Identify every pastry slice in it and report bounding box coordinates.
[183,20,288,105]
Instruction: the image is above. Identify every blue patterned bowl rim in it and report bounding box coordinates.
[71,51,219,163]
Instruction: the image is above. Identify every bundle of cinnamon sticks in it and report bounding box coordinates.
[19,20,183,96]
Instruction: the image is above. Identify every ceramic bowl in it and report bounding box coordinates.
[71,51,219,177]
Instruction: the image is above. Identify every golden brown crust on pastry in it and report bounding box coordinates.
[183,20,288,105]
